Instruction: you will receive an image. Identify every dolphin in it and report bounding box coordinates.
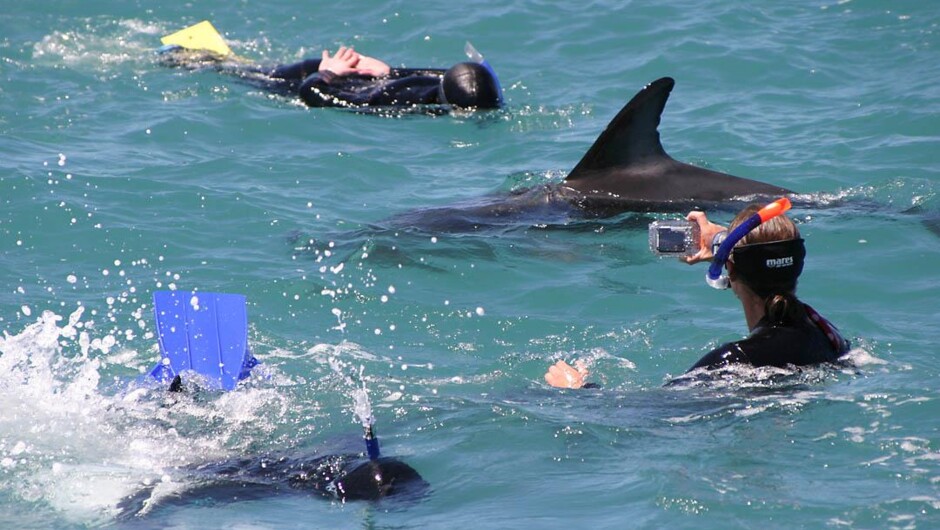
[387,77,793,232]
[561,77,792,212]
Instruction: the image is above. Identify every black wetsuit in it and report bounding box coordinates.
[117,452,428,518]
[159,51,449,109]
[268,59,446,108]
[688,304,850,371]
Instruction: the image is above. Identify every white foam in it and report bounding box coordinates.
[0,309,285,523]
[841,347,887,366]
[32,19,165,70]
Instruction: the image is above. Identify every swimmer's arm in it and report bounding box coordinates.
[296,48,374,106]
[683,211,727,265]
[269,59,323,81]
[389,68,448,78]
[297,72,340,106]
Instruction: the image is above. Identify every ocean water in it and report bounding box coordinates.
[1,0,939,528]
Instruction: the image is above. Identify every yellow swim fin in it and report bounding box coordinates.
[161,20,232,56]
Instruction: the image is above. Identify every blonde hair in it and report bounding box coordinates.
[728,204,804,324]
[729,204,801,248]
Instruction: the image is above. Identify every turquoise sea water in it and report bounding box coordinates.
[2,0,939,527]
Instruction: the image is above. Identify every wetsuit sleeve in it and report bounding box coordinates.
[297,70,354,107]
[298,71,443,108]
[688,342,751,371]
[387,67,447,79]
[363,76,441,106]
[270,59,323,81]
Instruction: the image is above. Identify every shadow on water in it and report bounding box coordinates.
[286,202,659,276]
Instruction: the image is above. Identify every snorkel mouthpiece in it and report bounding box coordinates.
[706,198,792,289]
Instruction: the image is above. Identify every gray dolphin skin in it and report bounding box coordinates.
[562,76,792,213]
[389,77,793,231]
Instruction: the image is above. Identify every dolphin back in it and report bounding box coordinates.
[563,77,792,210]
[566,77,676,179]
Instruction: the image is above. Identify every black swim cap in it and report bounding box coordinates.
[440,62,501,109]
[731,239,806,297]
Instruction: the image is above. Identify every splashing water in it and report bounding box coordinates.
[327,355,375,430]
[0,308,159,522]
[0,307,292,524]
[0,307,105,416]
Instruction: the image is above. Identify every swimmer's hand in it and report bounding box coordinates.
[355,54,391,77]
[544,360,589,389]
[319,46,362,76]
[683,211,727,265]
[319,47,391,77]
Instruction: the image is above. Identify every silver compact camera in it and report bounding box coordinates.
[648,220,700,257]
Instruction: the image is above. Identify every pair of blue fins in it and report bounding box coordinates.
[148,290,257,391]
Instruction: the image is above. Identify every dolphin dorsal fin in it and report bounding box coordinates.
[565,77,675,182]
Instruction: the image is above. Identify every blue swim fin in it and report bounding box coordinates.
[149,291,258,391]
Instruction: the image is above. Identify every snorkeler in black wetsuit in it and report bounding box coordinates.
[687,302,848,370]
[269,57,500,109]
[544,202,850,388]
[161,44,502,111]
[683,204,850,371]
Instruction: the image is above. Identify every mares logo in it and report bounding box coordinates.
[766,256,794,268]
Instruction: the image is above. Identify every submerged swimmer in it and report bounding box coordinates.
[131,289,427,517]
[545,200,851,388]
[117,450,428,518]
[121,381,426,517]
[158,24,503,112]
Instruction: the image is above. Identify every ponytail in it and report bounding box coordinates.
[764,292,803,324]
[728,203,806,325]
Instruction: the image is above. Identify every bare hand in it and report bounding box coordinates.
[318,46,362,76]
[682,211,727,264]
[354,54,391,77]
[544,360,589,389]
